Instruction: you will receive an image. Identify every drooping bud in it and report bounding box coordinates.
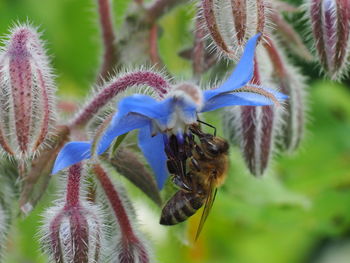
[223,57,281,176]
[0,23,56,158]
[201,0,270,58]
[309,0,350,79]
[92,163,151,263]
[263,38,307,152]
[41,164,105,263]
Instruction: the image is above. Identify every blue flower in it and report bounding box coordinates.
[52,34,286,188]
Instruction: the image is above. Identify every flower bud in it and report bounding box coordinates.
[115,237,150,263]
[264,38,306,152]
[0,23,56,158]
[263,37,307,152]
[277,70,306,152]
[226,104,280,176]
[309,0,350,79]
[41,164,105,263]
[223,57,281,176]
[201,0,270,58]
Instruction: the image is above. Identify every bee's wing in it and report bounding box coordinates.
[195,178,218,240]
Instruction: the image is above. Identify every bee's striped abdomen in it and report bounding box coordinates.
[160,190,204,225]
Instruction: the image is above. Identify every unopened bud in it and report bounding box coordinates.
[41,164,104,263]
[115,237,150,263]
[201,0,270,58]
[263,37,307,152]
[231,105,280,176]
[223,58,281,176]
[0,23,56,158]
[277,71,306,152]
[309,0,350,79]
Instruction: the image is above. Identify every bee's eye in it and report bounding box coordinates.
[206,141,220,155]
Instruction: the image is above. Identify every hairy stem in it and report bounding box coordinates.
[65,163,82,207]
[149,24,163,69]
[263,37,286,78]
[193,9,206,77]
[93,163,150,262]
[146,0,187,23]
[93,164,135,239]
[70,71,171,128]
[97,0,119,82]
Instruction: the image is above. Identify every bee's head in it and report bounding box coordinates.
[200,135,229,156]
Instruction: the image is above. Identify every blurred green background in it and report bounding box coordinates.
[1,0,350,262]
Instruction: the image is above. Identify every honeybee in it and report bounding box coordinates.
[160,123,229,239]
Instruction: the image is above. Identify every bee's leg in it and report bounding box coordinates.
[172,175,192,191]
[184,133,193,158]
[169,135,179,154]
[190,157,201,172]
[194,144,205,158]
[167,159,177,174]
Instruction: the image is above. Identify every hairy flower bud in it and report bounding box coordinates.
[263,38,307,152]
[0,23,56,158]
[226,104,280,176]
[201,0,270,58]
[41,164,105,263]
[277,69,306,152]
[223,57,281,176]
[309,0,350,79]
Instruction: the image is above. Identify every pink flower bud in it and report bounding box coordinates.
[41,164,105,262]
[201,0,270,58]
[309,0,350,79]
[0,23,56,158]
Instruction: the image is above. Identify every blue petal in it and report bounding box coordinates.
[204,33,261,101]
[117,94,174,127]
[174,98,198,124]
[98,114,151,154]
[138,126,168,189]
[201,89,286,112]
[52,141,91,174]
[98,94,179,154]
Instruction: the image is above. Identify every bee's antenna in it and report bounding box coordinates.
[197,119,217,136]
